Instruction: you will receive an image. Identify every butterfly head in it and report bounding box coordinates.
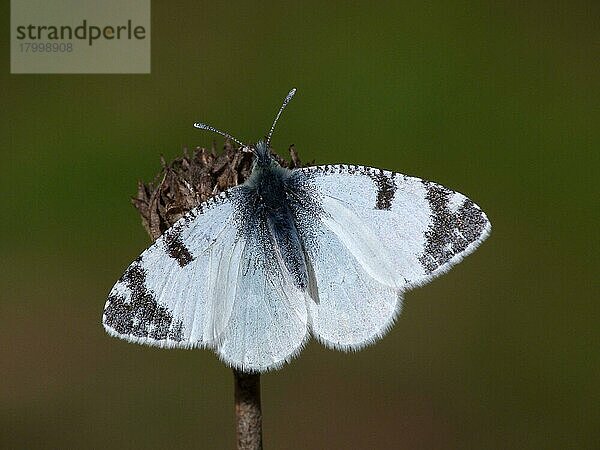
[244,140,277,169]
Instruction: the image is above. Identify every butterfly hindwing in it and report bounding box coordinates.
[298,210,401,349]
[214,228,309,371]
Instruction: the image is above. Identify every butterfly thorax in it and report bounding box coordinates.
[244,141,293,208]
[241,146,309,290]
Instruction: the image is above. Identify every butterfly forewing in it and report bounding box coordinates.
[103,191,239,348]
[298,165,491,288]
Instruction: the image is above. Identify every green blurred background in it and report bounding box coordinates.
[1,1,598,449]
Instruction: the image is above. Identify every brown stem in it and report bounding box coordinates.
[233,370,263,450]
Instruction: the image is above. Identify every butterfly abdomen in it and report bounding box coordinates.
[265,207,308,289]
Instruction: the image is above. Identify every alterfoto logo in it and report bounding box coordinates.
[11,0,150,74]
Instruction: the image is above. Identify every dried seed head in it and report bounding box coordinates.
[132,142,308,241]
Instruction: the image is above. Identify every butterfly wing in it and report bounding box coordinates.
[103,188,308,372]
[293,164,491,349]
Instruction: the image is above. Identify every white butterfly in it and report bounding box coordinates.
[103,89,491,372]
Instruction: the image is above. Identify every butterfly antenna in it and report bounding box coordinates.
[266,88,297,148]
[193,122,245,147]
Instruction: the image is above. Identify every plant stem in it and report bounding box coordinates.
[233,370,263,450]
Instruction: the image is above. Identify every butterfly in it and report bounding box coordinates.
[103,88,491,372]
